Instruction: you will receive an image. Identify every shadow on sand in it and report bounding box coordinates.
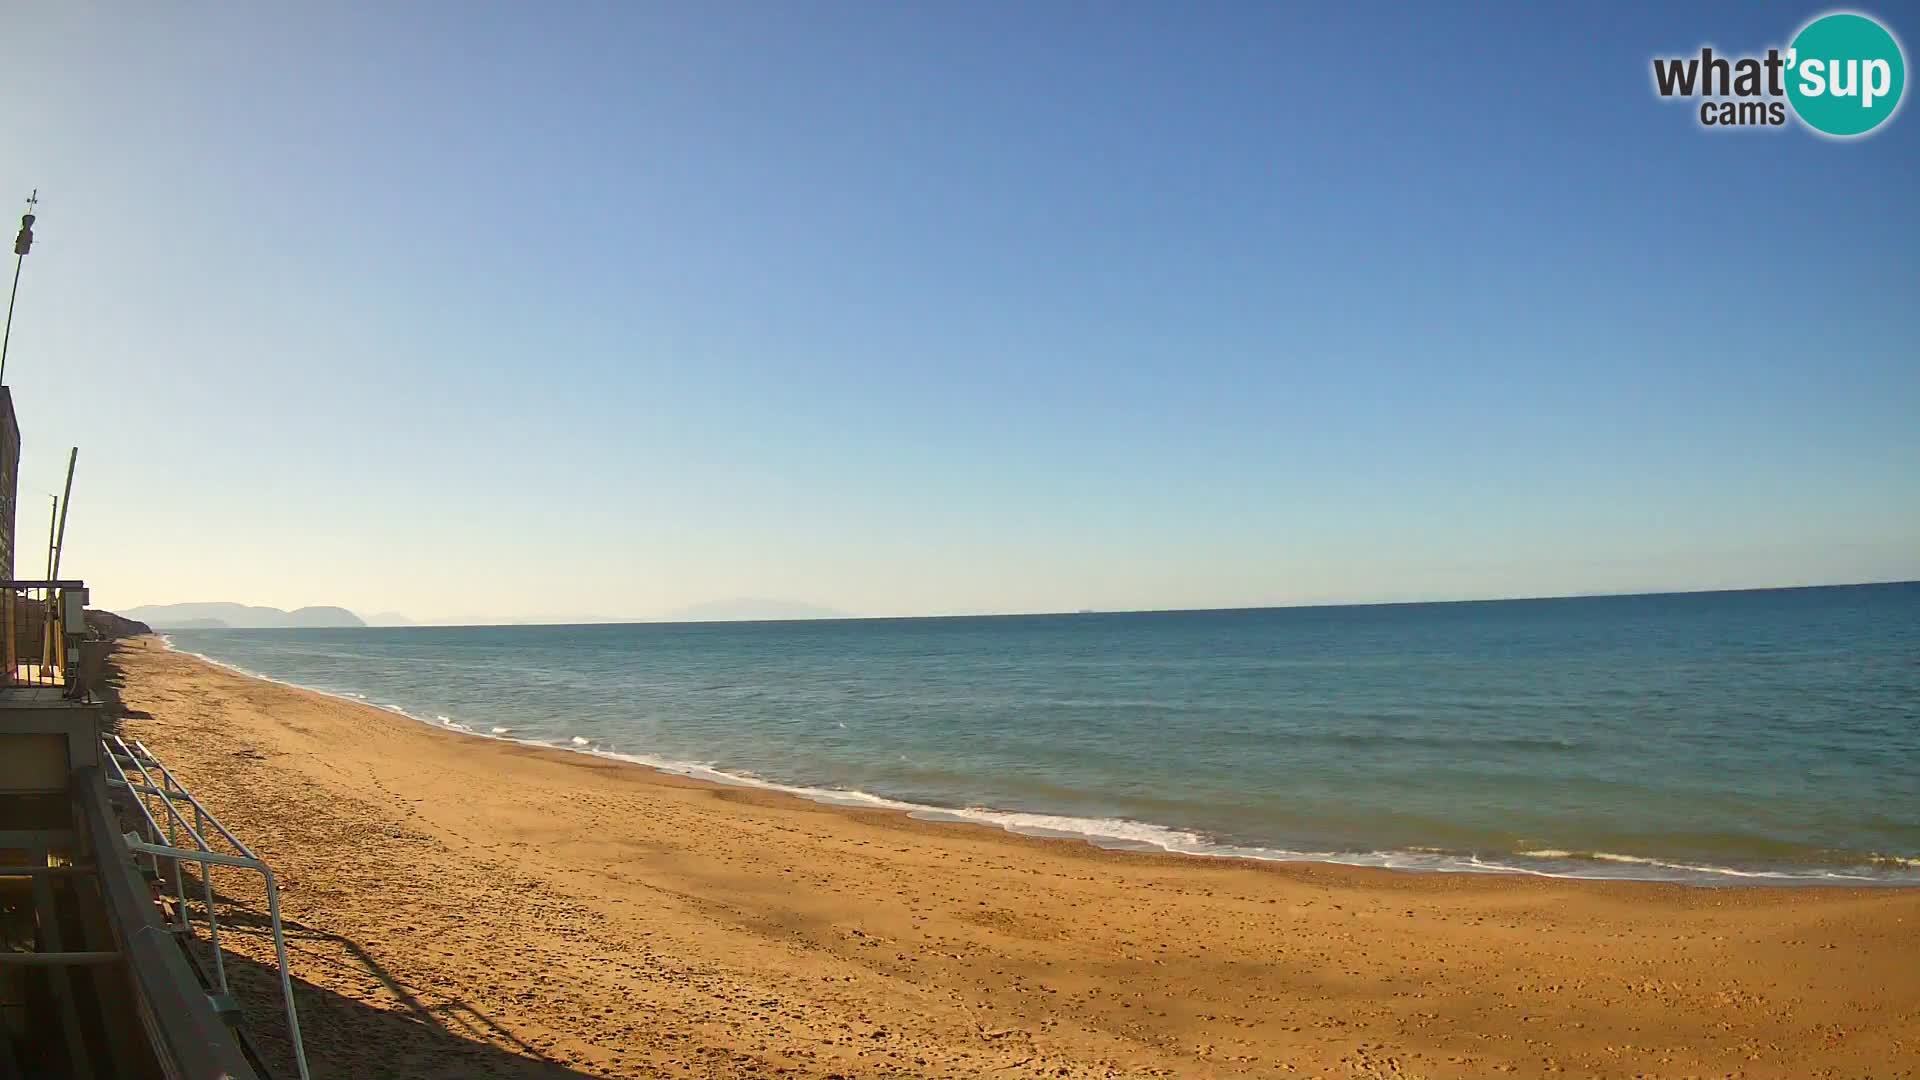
[94,643,153,726]
[95,640,598,1078]
[186,886,599,1079]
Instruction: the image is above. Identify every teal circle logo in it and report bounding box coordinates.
[1786,12,1906,136]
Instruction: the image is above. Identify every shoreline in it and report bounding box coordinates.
[159,632,1918,889]
[107,634,1920,1078]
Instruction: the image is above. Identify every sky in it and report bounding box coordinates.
[0,2,1915,621]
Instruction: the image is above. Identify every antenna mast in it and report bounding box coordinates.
[1,190,39,386]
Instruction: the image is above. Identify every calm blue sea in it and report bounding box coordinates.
[162,584,1920,885]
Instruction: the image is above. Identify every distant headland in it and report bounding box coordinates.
[118,603,367,630]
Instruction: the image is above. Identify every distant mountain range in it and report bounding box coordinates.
[117,597,847,629]
[119,603,367,629]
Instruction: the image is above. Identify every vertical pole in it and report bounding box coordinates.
[263,872,312,1079]
[50,447,75,578]
[200,857,228,995]
[49,449,76,682]
[0,251,22,386]
[42,496,56,682]
[171,800,189,932]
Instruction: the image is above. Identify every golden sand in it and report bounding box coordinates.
[108,636,1918,1078]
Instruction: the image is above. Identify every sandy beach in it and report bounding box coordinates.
[104,635,1918,1079]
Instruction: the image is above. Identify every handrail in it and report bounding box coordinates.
[75,767,262,1080]
[135,739,260,859]
[100,739,194,934]
[102,734,310,1080]
[106,736,228,992]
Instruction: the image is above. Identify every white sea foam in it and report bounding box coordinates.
[1511,849,1887,881]
[160,642,462,731]
[153,635,1920,889]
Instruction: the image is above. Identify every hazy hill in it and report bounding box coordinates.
[119,603,367,629]
[117,600,846,628]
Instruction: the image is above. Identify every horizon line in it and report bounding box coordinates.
[128,577,1919,630]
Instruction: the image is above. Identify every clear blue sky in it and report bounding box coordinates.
[1,2,1915,620]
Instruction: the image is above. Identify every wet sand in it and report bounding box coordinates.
[108,635,1919,1078]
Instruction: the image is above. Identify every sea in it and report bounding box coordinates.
[161,583,1920,886]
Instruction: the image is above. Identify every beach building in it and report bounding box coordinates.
[0,387,302,1076]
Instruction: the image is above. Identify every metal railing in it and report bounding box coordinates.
[1,578,89,692]
[101,733,310,1080]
